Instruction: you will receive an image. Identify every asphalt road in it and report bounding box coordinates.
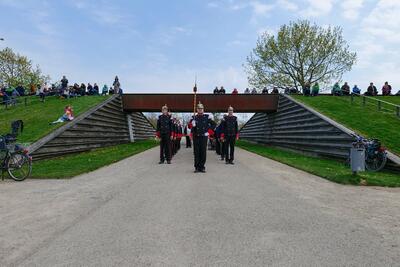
[1,145,399,266]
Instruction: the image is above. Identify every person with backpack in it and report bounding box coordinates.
[311,82,320,96]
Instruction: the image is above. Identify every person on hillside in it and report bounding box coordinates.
[382,81,392,96]
[79,83,86,96]
[87,83,93,95]
[109,86,114,95]
[156,105,174,164]
[219,86,226,94]
[221,106,239,165]
[61,75,68,91]
[16,84,25,96]
[113,76,120,95]
[352,85,361,95]
[396,90,400,96]
[251,88,258,94]
[311,82,320,96]
[51,105,74,124]
[101,84,108,95]
[213,86,219,94]
[272,87,279,94]
[365,82,377,96]
[232,88,238,94]
[244,88,250,94]
[302,83,311,96]
[39,82,48,102]
[341,82,350,95]
[262,87,269,94]
[332,82,342,96]
[93,83,99,95]
[189,102,216,173]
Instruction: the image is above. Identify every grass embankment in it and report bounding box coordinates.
[0,95,110,145]
[292,95,400,156]
[30,140,158,178]
[238,140,400,187]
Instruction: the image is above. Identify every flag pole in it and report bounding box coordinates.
[193,74,197,116]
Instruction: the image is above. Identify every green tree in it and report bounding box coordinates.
[245,20,357,91]
[0,47,49,89]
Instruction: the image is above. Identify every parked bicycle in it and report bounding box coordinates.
[0,120,32,181]
[352,135,387,172]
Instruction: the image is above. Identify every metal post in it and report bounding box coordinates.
[127,114,135,142]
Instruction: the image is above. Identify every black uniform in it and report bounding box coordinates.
[156,114,173,163]
[222,115,238,163]
[189,114,215,172]
[184,125,191,148]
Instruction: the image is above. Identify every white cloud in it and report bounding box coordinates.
[302,0,335,17]
[340,0,364,20]
[277,0,298,11]
[250,1,274,16]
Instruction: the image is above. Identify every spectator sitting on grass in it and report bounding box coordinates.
[272,87,279,94]
[396,90,400,96]
[341,82,350,95]
[365,82,377,96]
[93,83,99,95]
[50,105,74,124]
[87,83,94,95]
[11,87,20,106]
[382,81,392,96]
[80,83,86,96]
[251,88,258,94]
[219,86,226,94]
[303,82,311,96]
[213,86,219,94]
[311,82,320,96]
[16,84,25,96]
[332,82,342,96]
[352,85,361,95]
[102,84,108,95]
[232,88,238,94]
[244,88,250,94]
[262,87,269,94]
[109,86,114,95]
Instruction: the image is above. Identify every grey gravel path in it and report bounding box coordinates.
[1,146,399,266]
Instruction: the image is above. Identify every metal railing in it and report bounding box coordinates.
[350,93,400,117]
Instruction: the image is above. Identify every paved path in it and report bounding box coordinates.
[1,146,400,266]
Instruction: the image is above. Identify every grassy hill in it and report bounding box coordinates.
[293,95,400,156]
[0,95,111,145]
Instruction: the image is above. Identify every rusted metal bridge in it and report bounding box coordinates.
[122,94,279,113]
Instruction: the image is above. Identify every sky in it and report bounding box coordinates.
[0,0,399,93]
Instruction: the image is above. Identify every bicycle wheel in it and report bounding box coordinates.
[365,151,387,172]
[7,152,32,181]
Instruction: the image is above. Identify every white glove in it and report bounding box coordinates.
[191,120,196,127]
[204,132,209,137]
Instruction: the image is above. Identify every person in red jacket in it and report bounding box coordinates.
[156,105,174,164]
[232,88,238,94]
[189,102,216,173]
[220,106,239,164]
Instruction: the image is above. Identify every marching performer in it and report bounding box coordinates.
[221,106,239,164]
[189,102,215,173]
[156,105,174,164]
